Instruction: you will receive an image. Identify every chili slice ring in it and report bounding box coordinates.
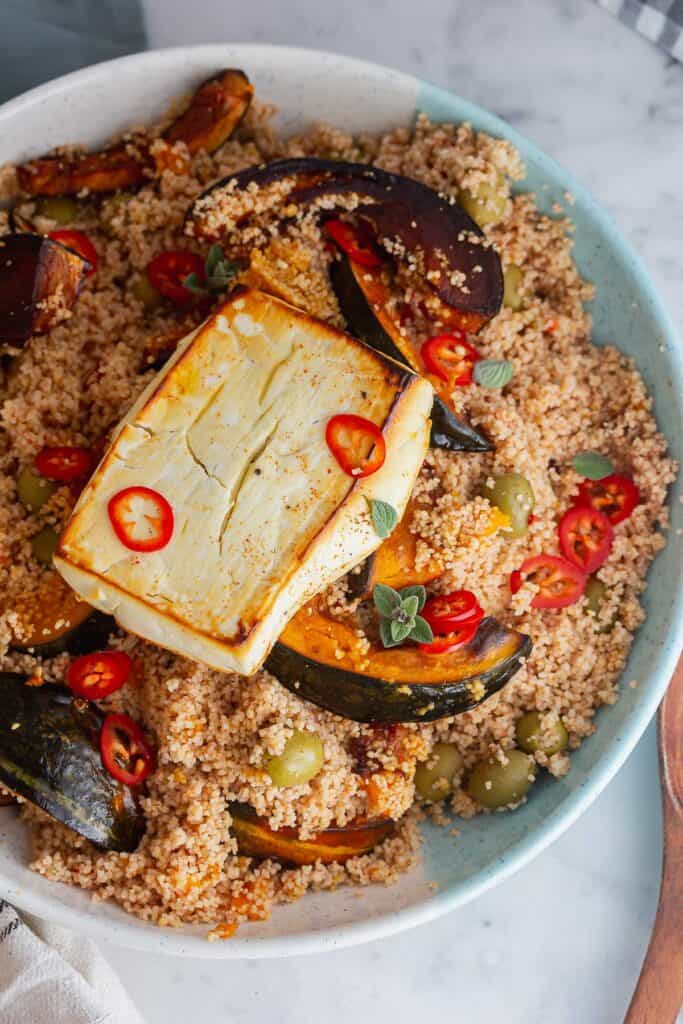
[325,219,382,268]
[48,229,98,276]
[559,506,614,574]
[108,486,174,552]
[325,414,386,478]
[573,473,639,525]
[147,249,205,305]
[421,332,481,385]
[418,619,479,655]
[511,554,586,610]
[422,590,484,633]
[35,445,94,483]
[67,650,132,700]
[100,712,154,786]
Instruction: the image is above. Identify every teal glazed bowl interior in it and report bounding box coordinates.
[0,45,681,959]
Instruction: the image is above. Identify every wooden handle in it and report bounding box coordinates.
[625,663,683,1023]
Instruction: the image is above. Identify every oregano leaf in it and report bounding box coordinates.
[373,583,401,617]
[401,594,419,620]
[399,584,427,613]
[409,616,434,644]
[473,359,514,389]
[390,619,412,643]
[572,451,614,480]
[369,499,398,539]
[182,272,207,297]
[379,619,401,648]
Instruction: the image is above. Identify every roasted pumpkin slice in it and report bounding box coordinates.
[230,803,394,865]
[8,570,114,658]
[0,674,144,851]
[349,501,442,600]
[266,606,531,723]
[17,69,252,196]
[0,233,90,347]
[163,69,253,155]
[331,257,492,453]
[188,157,503,319]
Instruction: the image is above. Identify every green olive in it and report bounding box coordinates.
[35,197,81,225]
[101,192,133,232]
[16,466,57,512]
[458,172,507,227]
[131,275,162,312]
[585,577,607,614]
[31,526,60,565]
[266,730,324,787]
[584,576,617,632]
[414,742,464,802]
[467,750,535,809]
[515,711,568,756]
[481,471,535,538]
[503,263,524,311]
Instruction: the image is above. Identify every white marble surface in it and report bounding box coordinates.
[97,1,683,1021]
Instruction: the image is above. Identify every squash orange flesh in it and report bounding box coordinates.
[350,261,487,406]
[9,571,95,650]
[360,501,442,596]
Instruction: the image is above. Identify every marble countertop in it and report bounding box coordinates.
[98,1,683,1021]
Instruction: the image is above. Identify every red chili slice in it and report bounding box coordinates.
[48,229,98,276]
[421,332,481,385]
[422,590,484,634]
[573,473,639,525]
[108,486,174,552]
[35,445,94,483]
[325,220,382,268]
[147,249,204,305]
[67,650,132,700]
[510,554,586,609]
[418,619,479,655]
[100,712,154,786]
[325,414,386,478]
[558,506,614,574]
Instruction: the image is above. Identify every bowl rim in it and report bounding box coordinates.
[1,42,682,959]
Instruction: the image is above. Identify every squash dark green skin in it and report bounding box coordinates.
[330,258,492,454]
[11,609,115,660]
[266,616,532,724]
[0,674,144,852]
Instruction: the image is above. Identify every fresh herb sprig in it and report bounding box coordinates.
[183,244,240,297]
[373,583,434,648]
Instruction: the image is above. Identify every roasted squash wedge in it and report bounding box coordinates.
[0,674,143,851]
[266,605,531,723]
[17,69,252,196]
[0,233,90,347]
[330,257,492,453]
[230,802,394,864]
[8,570,114,658]
[188,157,502,318]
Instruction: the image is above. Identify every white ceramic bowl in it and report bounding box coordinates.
[0,44,681,958]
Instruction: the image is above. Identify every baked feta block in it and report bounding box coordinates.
[55,289,432,675]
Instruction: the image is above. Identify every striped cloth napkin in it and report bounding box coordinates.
[597,0,683,60]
